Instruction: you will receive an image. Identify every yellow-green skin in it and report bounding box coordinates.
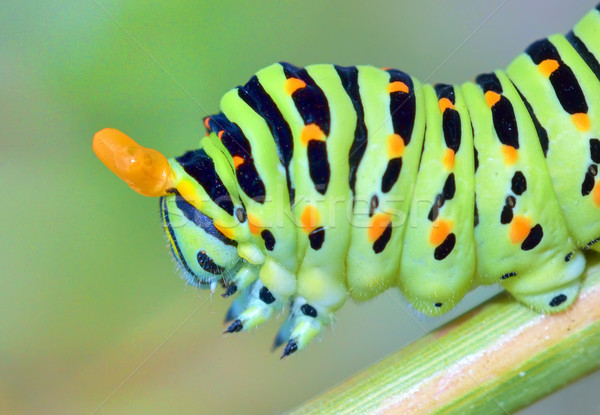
[399,84,475,313]
[159,7,600,354]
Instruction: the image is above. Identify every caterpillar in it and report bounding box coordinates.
[93,5,600,358]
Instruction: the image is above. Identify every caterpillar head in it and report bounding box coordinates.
[160,192,239,287]
[93,128,240,288]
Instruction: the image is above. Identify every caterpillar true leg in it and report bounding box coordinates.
[224,280,285,333]
[279,297,332,358]
[94,5,600,357]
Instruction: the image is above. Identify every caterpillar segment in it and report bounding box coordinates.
[93,5,600,357]
[399,83,476,315]
[507,13,600,249]
[346,67,426,301]
[462,71,584,312]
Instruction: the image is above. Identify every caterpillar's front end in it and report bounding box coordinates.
[93,127,306,356]
[93,129,235,287]
[159,192,240,290]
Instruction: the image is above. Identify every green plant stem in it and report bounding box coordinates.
[290,255,600,415]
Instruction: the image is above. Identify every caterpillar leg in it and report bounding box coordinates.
[224,280,285,333]
[508,281,582,313]
[224,282,254,323]
[276,298,332,358]
[501,250,586,313]
[272,311,295,350]
[221,263,260,298]
[268,264,347,357]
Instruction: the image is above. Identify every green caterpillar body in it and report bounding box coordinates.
[153,7,600,357]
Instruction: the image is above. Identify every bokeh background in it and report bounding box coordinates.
[2,0,600,413]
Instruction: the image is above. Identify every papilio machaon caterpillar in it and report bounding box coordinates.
[93,4,600,358]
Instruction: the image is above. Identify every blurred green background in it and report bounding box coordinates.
[2,0,600,413]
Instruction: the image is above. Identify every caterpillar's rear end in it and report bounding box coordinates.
[93,5,600,357]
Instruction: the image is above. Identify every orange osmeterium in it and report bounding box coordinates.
[93,128,173,197]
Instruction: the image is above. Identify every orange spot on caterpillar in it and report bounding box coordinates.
[204,117,211,129]
[430,219,453,246]
[572,113,591,132]
[381,67,392,71]
[247,214,262,236]
[387,81,409,94]
[593,182,600,207]
[285,78,306,95]
[300,205,320,232]
[215,220,236,239]
[510,215,532,244]
[501,145,518,165]
[300,123,326,146]
[538,59,560,77]
[218,130,225,140]
[368,214,391,243]
[232,155,244,169]
[387,134,405,158]
[438,97,454,113]
[443,148,455,170]
[485,91,501,108]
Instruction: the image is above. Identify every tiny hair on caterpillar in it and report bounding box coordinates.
[93,4,600,358]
